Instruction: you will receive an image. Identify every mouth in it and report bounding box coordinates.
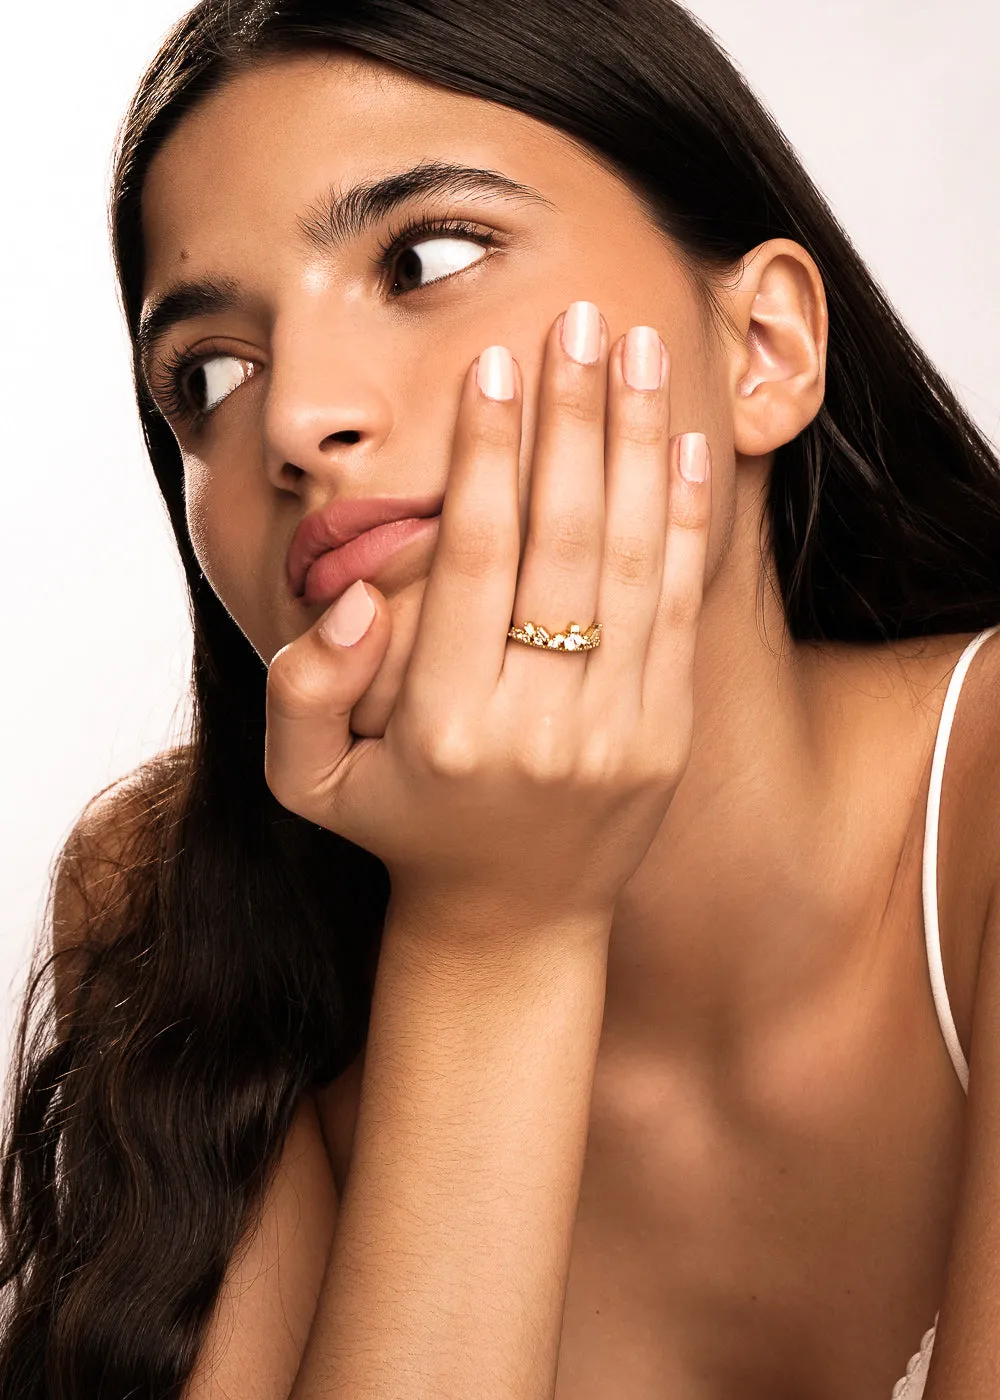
[300,513,442,607]
[286,490,446,600]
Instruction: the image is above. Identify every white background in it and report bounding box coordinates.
[1,1,998,1085]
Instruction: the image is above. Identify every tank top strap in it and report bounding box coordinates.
[921,623,1000,1094]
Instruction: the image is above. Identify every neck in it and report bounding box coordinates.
[605,474,965,1071]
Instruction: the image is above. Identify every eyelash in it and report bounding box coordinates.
[150,214,501,429]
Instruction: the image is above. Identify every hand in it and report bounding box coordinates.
[264,302,712,938]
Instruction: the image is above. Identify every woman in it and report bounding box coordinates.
[2,1,999,1396]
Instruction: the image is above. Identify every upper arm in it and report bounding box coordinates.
[925,726,1000,1396]
[183,1091,340,1400]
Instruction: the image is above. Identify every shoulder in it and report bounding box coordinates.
[969,628,1000,952]
[50,746,193,1024]
[61,744,191,855]
[53,744,192,922]
[933,629,1000,1065]
[930,632,1000,1391]
[947,628,1000,902]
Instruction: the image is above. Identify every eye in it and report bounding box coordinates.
[392,234,491,294]
[378,216,500,297]
[185,356,255,416]
[151,346,257,427]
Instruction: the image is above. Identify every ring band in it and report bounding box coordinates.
[506,620,602,652]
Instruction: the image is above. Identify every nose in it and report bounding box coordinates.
[261,312,394,495]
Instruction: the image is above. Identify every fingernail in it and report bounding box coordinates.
[623,326,664,391]
[561,301,601,364]
[477,345,515,400]
[679,433,709,484]
[319,579,375,647]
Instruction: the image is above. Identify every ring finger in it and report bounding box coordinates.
[504,300,609,701]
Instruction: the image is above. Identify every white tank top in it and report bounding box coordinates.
[888,622,1000,1398]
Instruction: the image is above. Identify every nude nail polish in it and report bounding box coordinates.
[477,345,515,400]
[623,326,664,391]
[561,301,601,364]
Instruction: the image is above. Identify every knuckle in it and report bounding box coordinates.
[604,529,659,585]
[550,384,603,427]
[419,722,480,780]
[266,650,328,719]
[532,507,600,569]
[660,584,703,631]
[468,414,518,452]
[618,397,667,447]
[442,513,513,580]
[668,489,710,532]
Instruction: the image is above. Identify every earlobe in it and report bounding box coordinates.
[729,241,828,458]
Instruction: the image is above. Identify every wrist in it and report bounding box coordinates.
[382,884,613,978]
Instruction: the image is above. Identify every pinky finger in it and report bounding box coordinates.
[641,432,712,716]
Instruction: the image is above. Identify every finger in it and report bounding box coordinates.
[584,327,671,710]
[402,348,523,715]
[505,301,608,696]
[639,432,712,718]
[264,580,390,829]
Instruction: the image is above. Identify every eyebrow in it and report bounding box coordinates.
[137,161,552,379]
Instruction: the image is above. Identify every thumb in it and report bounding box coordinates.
[264,579,389,825]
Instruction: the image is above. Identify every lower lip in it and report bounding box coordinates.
[301,515,441,605]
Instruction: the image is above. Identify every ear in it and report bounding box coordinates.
[722,239,828,458]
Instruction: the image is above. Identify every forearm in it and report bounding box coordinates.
[290,901,611,1400]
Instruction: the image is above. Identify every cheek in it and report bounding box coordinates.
[182,453,226,592]
[663,317,737,460]
[182,452,262,626]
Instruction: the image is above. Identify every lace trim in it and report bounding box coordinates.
[890,1315,939,1399]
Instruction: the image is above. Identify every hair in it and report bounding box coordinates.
[2,0,999,1394]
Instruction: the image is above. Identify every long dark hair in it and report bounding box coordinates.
[3,1,999,1394]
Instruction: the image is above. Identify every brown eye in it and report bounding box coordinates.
[392,234,490,293]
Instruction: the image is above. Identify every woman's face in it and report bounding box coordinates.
[140,50,736,736]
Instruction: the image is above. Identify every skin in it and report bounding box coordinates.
[140,50,1000,1398]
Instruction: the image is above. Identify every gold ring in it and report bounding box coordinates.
[506,620,602,652]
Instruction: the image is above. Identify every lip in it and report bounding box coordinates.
[301,514,442,606]
[287,491,445,600]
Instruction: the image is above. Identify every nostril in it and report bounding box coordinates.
[326,429,362,445]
